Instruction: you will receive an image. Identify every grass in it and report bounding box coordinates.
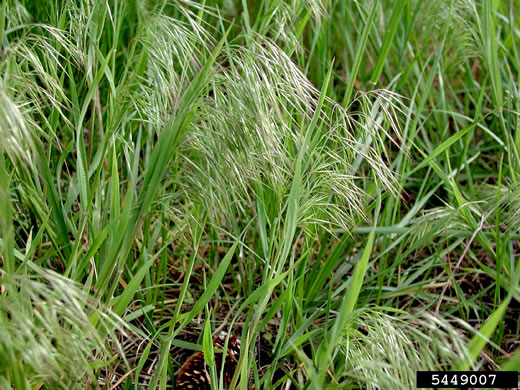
[0,0,519,388]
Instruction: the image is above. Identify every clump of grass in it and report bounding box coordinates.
[339,308,472,389]
[181,38,404,234]
[0,267,127,389]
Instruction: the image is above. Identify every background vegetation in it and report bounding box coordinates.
[0,0,519,388]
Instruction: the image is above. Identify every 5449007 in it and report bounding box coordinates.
[416,370,518,388]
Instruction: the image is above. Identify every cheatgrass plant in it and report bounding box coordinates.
[0,0,519,388]
[338,309,473,390]
[0,267,127,389]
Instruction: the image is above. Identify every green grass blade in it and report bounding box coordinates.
[202,310,215,367]
[501,348,520,371]
[408,120,478,176]
[482,0,503,105]
[370,0,406,86]
[454,297,510,371]
[111,251,156,317]
[0,147,14,273]
[342,1,378,106]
